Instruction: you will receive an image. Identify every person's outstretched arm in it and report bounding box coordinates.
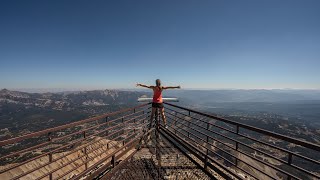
[136,83,154,89]
[163,86,181,89]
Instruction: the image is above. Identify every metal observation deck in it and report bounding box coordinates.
[0,102,320,180]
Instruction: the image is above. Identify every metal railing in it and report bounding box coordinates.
[1,102,319,180]
[0,103,152,180]
[162,102,320,180]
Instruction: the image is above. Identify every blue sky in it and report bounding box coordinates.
[1,0,320,90]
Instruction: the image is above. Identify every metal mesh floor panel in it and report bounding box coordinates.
[110,131,212,180]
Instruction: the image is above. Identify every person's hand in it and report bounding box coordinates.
[177,85,181,89]
[136,83,141,87]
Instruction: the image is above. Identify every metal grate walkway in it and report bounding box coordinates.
[108,129,216,180]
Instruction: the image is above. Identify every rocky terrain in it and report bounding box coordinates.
[0,89,147,111]
[0,89,150,138]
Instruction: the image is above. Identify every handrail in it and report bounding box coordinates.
[0,114,149,175]
[164,102,320,151]
[159,126,243,179]
[72,128,155,180]
[165,106,320,166]
[164,115,297,179]
[0,103,150,146]
[0,109,147,161]
[164,102,320,180]
[0,103,151,180]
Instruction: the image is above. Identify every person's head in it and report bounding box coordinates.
[155,79,161,87]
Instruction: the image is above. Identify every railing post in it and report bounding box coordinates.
[122,117,125,135]
[83,131,88,170]
[49,153,53,180]
[174,114,177,134]
[204,135,209,170]
[47,132,52,141]
[204,149,208,170]
[143,110,145,123]
[48,132,53,180]
[134,114,136,133]
[106,116,109,136]
[235,125,239,166]
[288,153,293,165]
[287,154,293,180]
[151,108,162,179]
[187,119,191,138]
[84,146,88,170]
[111,155,116,168]
[133,110,136,134]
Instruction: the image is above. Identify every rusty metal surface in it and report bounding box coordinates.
[163,102,320,180]
[108,129,214,180]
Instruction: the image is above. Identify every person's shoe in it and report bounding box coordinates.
[165,125,168,129]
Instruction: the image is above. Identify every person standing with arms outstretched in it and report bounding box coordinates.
[136,79,180,128]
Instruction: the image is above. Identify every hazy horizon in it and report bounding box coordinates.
[2,87,320,94]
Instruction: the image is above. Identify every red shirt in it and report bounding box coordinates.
[152,86,163,103]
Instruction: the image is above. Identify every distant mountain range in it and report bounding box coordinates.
[164,89,320,104]
[1,88,320,136]
[0,89,150,135]
[4,88,320,103]
[0,88,149,110]
[162,89,320,125]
